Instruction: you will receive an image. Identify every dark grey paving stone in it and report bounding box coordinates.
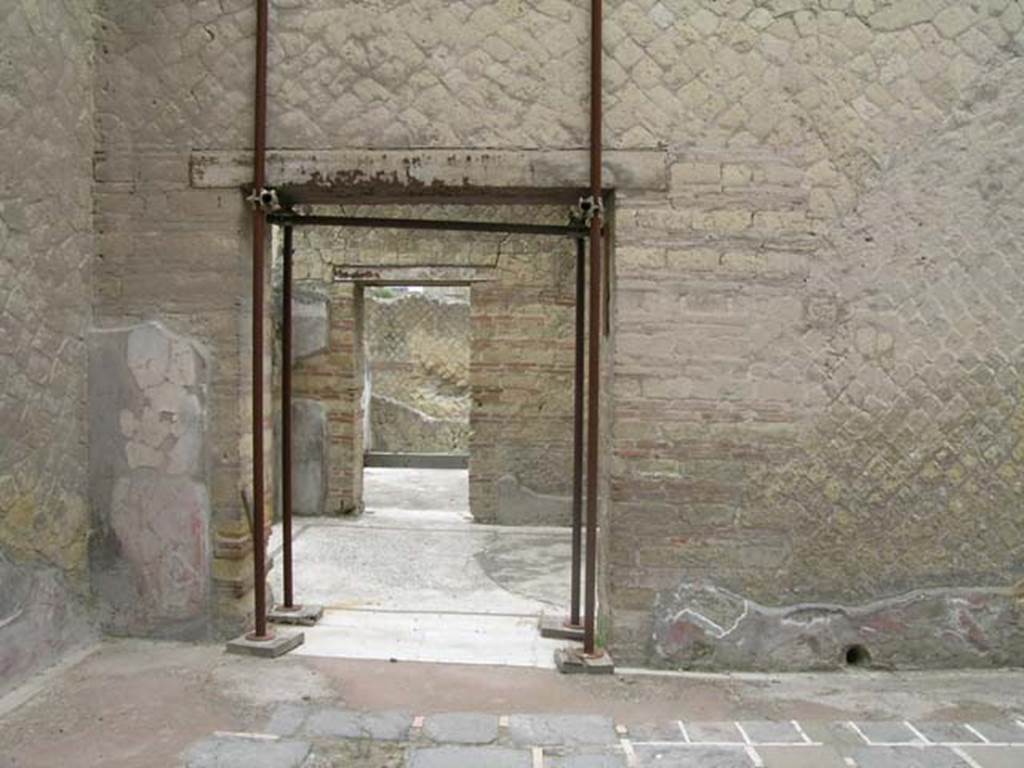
[851,721,921,744]
[851,746,971,767]
[758,745,848,768]
[507,714,618,747]
[737,721,805,744]
[967,722,1024,744]
[547,751,628,768]
[912,722,987,744]
[266,703,309,736]
[684,722,744,744]
[406,746,531,768]
[633,745,753,767]
[183,736,311,768]
[304,708,411,741]
[626,721,687,742]
[422,712,499,744]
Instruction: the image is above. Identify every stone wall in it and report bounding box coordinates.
[92,0,1024,667]
[93,0,269,636]
[0,0,97,692]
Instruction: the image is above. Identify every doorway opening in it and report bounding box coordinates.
[267,202,599,668]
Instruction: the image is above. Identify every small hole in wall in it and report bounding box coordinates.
[845,644,872,668]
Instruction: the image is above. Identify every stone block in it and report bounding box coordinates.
[292,398,327,517]
[407,746,531,768]
[182,735,310,768]
[225,630,304,658]
[506,714,618,746]
[423,713,499,745]
[292,291,329,361]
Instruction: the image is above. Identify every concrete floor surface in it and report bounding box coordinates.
[269,468,574,667]
[0,639,1022,767]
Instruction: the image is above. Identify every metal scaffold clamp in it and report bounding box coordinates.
[576,194,604,228]
[247,186,281,212]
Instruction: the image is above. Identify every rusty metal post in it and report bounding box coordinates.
[281,224,294,609]
[248,0,271,641]
[570,238,586,628]
[583,0,604,658]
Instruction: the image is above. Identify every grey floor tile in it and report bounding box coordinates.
[850,721,922,745]
[684,722,744,744]
[507,714,618,747]
[851,745,971,767]
[546,751,628,768]
[407,746,531,768]
[737,721,805,744]
[633,744,753,767]
[966,722,1024,744]
[959,746,1024,768]
[759,745,848,767]
[183,736,311,768]
[422,712,499,744]
[912,722,987,744]
[304,708,411,740]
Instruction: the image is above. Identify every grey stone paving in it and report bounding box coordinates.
[914,721,987,744]
[507,714,618,747]
[850,745,971,767]
[851,720,920,744]
[179,713,1024,767]
[305,708,412,741]
[632,745,753,767]
[183,736,311,768]
[685,721,744,743]
[546,752,628,768]
[422,712,499,744]
[406,745,531,768]
[970,722,1024,743]
[738,720,805,744]
[266,703,309,737]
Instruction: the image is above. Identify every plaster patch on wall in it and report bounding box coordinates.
[89,322,212,639]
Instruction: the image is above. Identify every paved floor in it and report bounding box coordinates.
[1,640,1022,767]
[269,468,574,667]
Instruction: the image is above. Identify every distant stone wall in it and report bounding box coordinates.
[365,289,471,455]
[0,0,96,692]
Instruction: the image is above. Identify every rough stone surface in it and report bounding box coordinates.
[407,746,531,768]
[89,323,211,638]
[652,583,1024,671]
[422,713,499,745]
[292,291,330,362]
[291,398,327,517]
[0,0,97,691]
[506,715,618,747]
[305,709,412,741]
[182,735,311,768]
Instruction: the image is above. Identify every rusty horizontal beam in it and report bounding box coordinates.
[267,213,587,237]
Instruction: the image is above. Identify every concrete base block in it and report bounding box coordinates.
[226,630,304,658]
[269,604,324,627]
[539,615,584,641]
[554,646,615,675]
